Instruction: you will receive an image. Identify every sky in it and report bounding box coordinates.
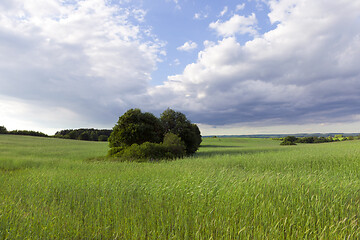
[1,0,360,135]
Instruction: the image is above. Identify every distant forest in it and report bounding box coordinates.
[1,126,112,141]
[54,128,112,141]
[0,126,48,137]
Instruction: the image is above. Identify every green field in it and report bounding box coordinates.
[1,135,360,239]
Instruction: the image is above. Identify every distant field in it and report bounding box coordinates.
[1,135,360,239]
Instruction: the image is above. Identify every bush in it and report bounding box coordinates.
[163,132,186,157]
[108,146,126,157]
[120,143,164,161]
[280,140,297,145]
[112,142,182,162]
[109,133,186,162]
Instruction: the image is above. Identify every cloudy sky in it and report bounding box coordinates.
[1,0,360,135]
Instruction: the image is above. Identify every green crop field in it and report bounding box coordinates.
[1,135,360,239]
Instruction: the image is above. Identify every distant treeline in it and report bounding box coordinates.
[277,134,360,145]
[0,126,48,137]
[54,128,112,141]
[208,133,360,138]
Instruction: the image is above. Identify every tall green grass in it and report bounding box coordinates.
[1,135,360,239]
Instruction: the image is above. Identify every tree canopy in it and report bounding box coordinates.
[54,128,112,141]
[108,108,202,159]
[0,127,48,137]
[109,108,163,149]
[160,108,202,154]
[0,126,7,134]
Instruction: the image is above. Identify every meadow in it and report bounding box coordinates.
[1,135,360,239]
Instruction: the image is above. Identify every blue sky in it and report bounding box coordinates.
[141,0,275,85]
[1,0,360,135]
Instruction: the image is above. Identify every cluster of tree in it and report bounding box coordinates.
[280,136,298,145]
[0,126,48,137]
[0,126,7,134]
[280,135,359,145]
[108,108,202,161]
[54,128,112,141]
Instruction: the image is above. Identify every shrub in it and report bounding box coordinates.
[109,133,186,162]
[108,147,126,157]
[163,132,186,157]
[280,140,297,145]
[122,143,164,161]
[113,143,163,162]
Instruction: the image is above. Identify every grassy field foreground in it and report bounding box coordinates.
[1,135,360,239]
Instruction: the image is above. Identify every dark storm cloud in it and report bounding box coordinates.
[149,1,360,127]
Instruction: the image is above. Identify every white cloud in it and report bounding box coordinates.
[219,6,228,17]
[194,12,208,20]
[0,0,164,131]
[2,0,360,134]
[194,13,201,19]
[132,9,147,22]
[209,13,258,37]
[236,3,246,11]
[0,95,84,134]
[177,41,198,52]
[149,0,360,128]
[169,59,180,66]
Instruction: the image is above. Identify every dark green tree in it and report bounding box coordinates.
[68,130,77,139]
[0,126,7,134]
[98,135,109,141]
[109,108,163,149]
[280,136,297,145]
[90,131,98,141]
[163,132,186,157]
[79,131,90,141]
[160,108,202,154]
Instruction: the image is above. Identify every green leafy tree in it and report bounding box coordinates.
[90,131,98,141]
[163,132,186,157]
[160,108,202,154]
[0,126,7,134]
[8,130,48,137]
[68,130,77,139]
[109,108,202,158]
[79,131,90,141]
[55,129,112,141]
[109,108,163,150]
[280,136,297,145]
[98,135,108,141]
